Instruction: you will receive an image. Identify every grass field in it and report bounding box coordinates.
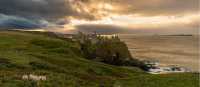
[0,31,199,87]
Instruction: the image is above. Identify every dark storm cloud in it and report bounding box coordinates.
[0,0,78,29]
[0,0,198,20]
[0,0,198,31]
[0,0,99,29]
[0,0,76,20]
[0,14,48,29]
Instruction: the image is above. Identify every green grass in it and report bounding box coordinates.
[0,31,199,87]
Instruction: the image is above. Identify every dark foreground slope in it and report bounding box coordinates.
[0,31,199,87]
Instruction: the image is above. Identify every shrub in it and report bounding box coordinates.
[0,58,16,68]
[30,39,68,49]
[29,61,50,70]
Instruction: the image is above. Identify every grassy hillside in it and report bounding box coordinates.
[0,31,199,87]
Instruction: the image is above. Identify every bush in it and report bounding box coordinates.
[29,61,51,70]
[0,58,16,68]
[30,39,68,49]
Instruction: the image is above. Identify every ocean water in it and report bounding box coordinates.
[119,34,199,72]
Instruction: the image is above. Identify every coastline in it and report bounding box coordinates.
[119,34,199,72]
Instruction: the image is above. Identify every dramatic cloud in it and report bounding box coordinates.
[0,0,75,20]
[0,14,48,29]
[112,0,199,16]
[0,0,198,20]
[0,0,100,29]
[0,0,198,34]
[67,13,199,34]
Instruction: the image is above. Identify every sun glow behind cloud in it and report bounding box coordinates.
[62,0,199,34]
[0,0,198,34]
[27,0,199,34]
[24,0,198,34]
[67,13,200,29]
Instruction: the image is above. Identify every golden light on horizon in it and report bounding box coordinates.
[69,17,114,25]
[59,0,199,34]
[67,13,199,29]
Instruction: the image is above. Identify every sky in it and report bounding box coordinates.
[0,0,199,34]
